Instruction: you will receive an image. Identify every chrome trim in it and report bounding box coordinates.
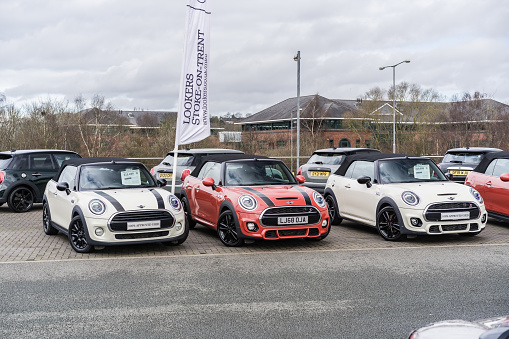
[258,205,322,227]
[107,209,175,232]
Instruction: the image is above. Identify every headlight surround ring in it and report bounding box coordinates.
[469,187,484,204]
[169,196,182,211]
[89,199,106,215]
[238,194,258,211]
[401,191,420,206]
[312,191,326,208]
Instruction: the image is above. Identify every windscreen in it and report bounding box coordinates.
[379,158,447,184]
[307,153,344,165]
[225,161,296,186]
[79,163,156,190]
[442,152,484,165]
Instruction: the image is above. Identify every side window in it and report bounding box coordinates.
[58,166,78,190]
[53,153,80,168]
[10,155,29,170]
[351,161,374,179]
[197,162,214,180]
[492,159,509,177]
[30,153,54,170]
[344,162,357,178]
[485,160,497,176]
[204,163,221,183]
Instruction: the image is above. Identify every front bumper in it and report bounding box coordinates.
[235,210,330,240]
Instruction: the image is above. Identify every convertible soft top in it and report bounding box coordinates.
[334,152,418,176]
[190,154,270,177]
[53,157,141,180]
[472,151,509,173]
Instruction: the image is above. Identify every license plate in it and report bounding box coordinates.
[127,220,161,230]
[158,173,173,179]
[310,171,329,177]
[449,170,470,176]
[441,212,470,220]
[278,216,308,225]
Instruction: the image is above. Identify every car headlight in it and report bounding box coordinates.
[169,196,182,211]
[312,191,326,208]
[401,191,419,206]
[470,187,483,204]
[89,199,106,215]
[239,194,258,211]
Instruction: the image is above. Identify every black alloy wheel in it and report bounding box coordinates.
[325,194,342,225]
[68,216,93,253]
[8,186,34,213]
[376,206,404,241]
[217,210,244,247]
[42,202,58,235]
[181,197,196,229]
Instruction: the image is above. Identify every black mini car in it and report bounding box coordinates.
[438,147,503,183]
[0,149,81,212]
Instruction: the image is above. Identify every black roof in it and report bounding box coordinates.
[335,153,420,176]
[190,154,271,177]
[54,157,142,180]
[473,151,509,173]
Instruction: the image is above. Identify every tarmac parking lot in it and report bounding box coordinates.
[1,203,509,262]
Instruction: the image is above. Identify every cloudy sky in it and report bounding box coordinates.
[1,0,508,116]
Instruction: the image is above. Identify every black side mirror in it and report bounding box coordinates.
[56,182,71,195]
[157,178,167,187]
[357,176,372,188]
[445,173,453,181]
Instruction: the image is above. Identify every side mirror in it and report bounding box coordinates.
[181,169,191,181]
[157,178,167,187]
[500,173,509,182]
[357,176,372,188]
[56,182,71,195]
[445,173,453,180]
[202,177,217,190]
[296,175,305,184]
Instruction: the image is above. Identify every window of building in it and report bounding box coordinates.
[339,138,351,148]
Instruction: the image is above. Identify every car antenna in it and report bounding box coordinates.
[11,149,16,153]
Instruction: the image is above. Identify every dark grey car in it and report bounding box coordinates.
[150,148,244,198]
[438,147,503,183]
[297,147,380,194]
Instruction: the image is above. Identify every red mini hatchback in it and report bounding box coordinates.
[180,154,330,246]
[466,151,509,222]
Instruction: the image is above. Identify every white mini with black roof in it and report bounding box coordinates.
[324,153,488,241]
[42,157,187,252]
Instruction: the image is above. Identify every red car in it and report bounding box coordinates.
[465,151,509,222]
[180,154,330,246]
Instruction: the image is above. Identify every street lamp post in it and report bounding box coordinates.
[294,51,301,170]
[379,60,410,153]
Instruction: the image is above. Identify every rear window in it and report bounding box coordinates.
[162,153,194,166]
[53,153,80,167]
[0,155,12,169]
[442,152,484,165]
[307,153,345,165]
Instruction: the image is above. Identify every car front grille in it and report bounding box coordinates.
[424,202,480,222]
[109,210,174,231]
[260,206,321,226]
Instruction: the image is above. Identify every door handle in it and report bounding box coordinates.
[195,187,200,191]
[32,173,42,177]
[485,182,492,186]
[345,185,351,188]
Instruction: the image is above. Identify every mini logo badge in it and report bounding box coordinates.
[448,197,455,200]
[287,201,294,205]
[137,205,145,208]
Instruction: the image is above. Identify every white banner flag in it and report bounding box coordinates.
[175,0,211,145]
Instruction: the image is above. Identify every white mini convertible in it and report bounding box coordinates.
[324,153,487,241]
[43,157,188,252]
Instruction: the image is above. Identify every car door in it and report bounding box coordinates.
[28,153,57,197]
[336,160,378,224]
[195,162,221,223]
[47,165,77,228]
[483,158,509,216]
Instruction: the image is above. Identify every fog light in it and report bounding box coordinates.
[321,219,328,228]
[410,218,422,227]
[481,214,487,223]
[246,222,258,232]
[95,227,104,236]
[176,222,182,231]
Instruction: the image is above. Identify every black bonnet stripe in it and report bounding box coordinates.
[242,187,275,207]
[94,191,125,211]
[149,189,165,209]
[294,186,312,205]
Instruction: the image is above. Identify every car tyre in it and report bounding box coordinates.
[162,220,189,246]
[8,186,34,213]
[42,202,58,235]
[217,210,244,247]
[376,205,405,241]
[68,215,93,253]
[181,197,196,229]
[325,194,342,225]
